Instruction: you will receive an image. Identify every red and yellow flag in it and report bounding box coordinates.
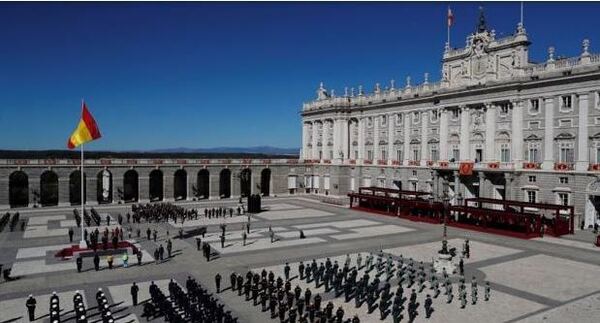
[67,102,101,149]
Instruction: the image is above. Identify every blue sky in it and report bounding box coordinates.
[1,2,599,151]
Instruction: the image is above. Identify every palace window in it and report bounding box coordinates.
[525,190,537,203]
[430,110,439,122]
[354,150,359,160]
[381,115,387,126]
[329,151,333,160]
[378,178,386,188]
[559,119,573,128]
[367,117,373,128]
[412,147,421,161]
[499,103,510,116]
[381,149,387,160]
[451,109,460,120]
[558,142,575,163]
[396,114,403,125]
[595,117,600,125]
[527,143,541,163]
[528,176,536,183]
[596,92,600,109]
[319,151,322,160]
[596,145,600,163]
[500,144,511,162]
[430,146,439,161]
[528,121,541,129]
[529,99,540,114]
[413,111,420,123]
[396,149,403,161]
[367,150,373,161]
[557,192,570,206]
[431,128,439,135]
[451,145,460,161]
[559,177,569,184]
[412,171,417,176]
[560,95,573,112]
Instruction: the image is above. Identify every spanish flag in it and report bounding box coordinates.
[67,102,101,149]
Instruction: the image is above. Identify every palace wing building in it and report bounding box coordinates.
[300,15,600,228]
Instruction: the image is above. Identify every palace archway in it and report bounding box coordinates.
[261,168,271,196]
[174,169,187,200]
[9,171,28,208]
[219,169,231,198]
[123,169,139,202]
[149,169,163,201]
[40,171,59,206]
[240,168,252,197]
[196,169,210,199]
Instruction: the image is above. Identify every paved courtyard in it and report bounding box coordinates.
[0,196,599,322]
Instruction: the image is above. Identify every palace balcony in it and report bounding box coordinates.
[589,163,600,171]
[523,162,542,170]
[554,162,574,171]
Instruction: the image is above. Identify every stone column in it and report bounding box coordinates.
[484,103,496,162]
[460,106,471,161]
[341,118,350,161]
[322,120,330,160]
[302,123,309,160]
[86,173,97,205]
[543,97,555,170]
[439,109,449,161]
[504,173,514,200]
[576,93,590,171]
[403,112,411,165]
[58,177,70,206]
[373,115,380,162]
[311,121,319,160]
[358,117,365,163]
[478,172,486,198]
[332,119,340,163]
[164,174,174,201]
[453,170,461,204]
[512,100,524,169]
[387,114,394,165]
[420,110,429,166]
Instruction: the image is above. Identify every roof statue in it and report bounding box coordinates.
[476,6,488,33]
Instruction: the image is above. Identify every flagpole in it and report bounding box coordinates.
[80,143,86,249]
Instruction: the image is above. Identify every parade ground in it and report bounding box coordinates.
[1,196,599,323]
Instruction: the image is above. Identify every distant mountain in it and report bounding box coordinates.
[149,146,300,155]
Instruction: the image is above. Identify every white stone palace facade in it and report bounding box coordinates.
[300,16,600,228]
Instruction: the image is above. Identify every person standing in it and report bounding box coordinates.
[167,239,172,258]
[68,227,74,242]
[137,249,143,266]
[122,253,129,268]
[26,295,36,321]
[76,254,83,272]
[215,273,222,293]
[242,232,247,246]
[221,234,225,248]
[131,282,139,306]
[93,253,100,271]
[196,237,201,251]
[107,255,113,269]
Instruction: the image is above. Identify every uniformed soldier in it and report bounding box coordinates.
[76,254,83,272]
[284,262,291,281]
[484,281,491,301]
[424,294,433,318]
[242,232,247,246]
[93,253,100,271]
[131,282,139,306]
[69,227,74,242]
[459,258,464,276]
[460,290,467,308]
[25,294,37,321]
[447,283,453,303]
[220,234,225,248]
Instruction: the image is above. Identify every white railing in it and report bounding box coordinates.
[0,158,301,167]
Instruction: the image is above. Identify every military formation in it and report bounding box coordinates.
[140,277,237,322]
[217,249,492,322]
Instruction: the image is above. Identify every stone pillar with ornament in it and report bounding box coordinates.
[484,103,496,163]
[459,106,471,162]
[439,108,449,161]
[373,115,380,162]
[388,114,394,165]
[403,112,411,166]
[576,92,590,171]
[512,100,524,169]
[311,121,319,161]
[542,97,555,170]
[358,117,365,163]
[420,110,429,166]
